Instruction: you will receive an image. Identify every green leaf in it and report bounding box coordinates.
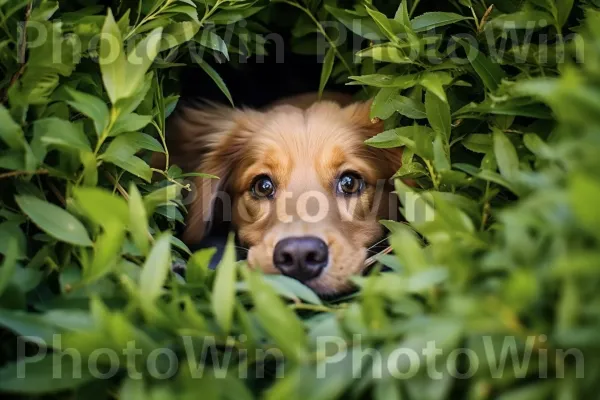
[0,222,26,260]
[262,275,323,306]
[458,39,507,91]
[393,95,427,119]
[420,73,449,102]
[124,27,163,101]
[161,21,200,51]
[433,133,451,171]
[0,355,95,394]
[556,0,574,27]
[100,10,162,104]
[489,10,553,29]
[0,238,18,297]
[462,133,493,154]
[84,220,126,283]
[569,174,600,238]
[191,54,234,106]
[30,0,59,21]
[128,183,150,256]
[394,1,411,27]
[410,12,471,32]
[425,89,451,139]
[348,73,419,88]
[210,6,264,25]
[139,233,172,307]
[64,87,110,137]
[371,88,400,120]
[99,9,127,105]
[325,5,384,40]
[72,187,129,228]
[529,0,558,21]
[196,29,230,60]
[493,128,520,181]
[211,233,238,334]
[100,133,158,182]
[365,6,404,43]
[319,46,336,98]
[242,266,308,361]
[15,196,93,247]
[365,128,411,149]
[110,114,153,136]
[0,309,60,345]
[0,105,26,150]
[356,44,415,64]
[33,118,91,152]
[187,248,217,285]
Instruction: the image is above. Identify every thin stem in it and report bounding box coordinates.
[470,7,481,31]
[0,169,48,180]
[289,303,337,313]
[424,160,439,190]
[105,171,129,200]
[150,168,192,191]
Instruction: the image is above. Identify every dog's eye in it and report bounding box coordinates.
[251,175,276,198]
[337,172,364,195]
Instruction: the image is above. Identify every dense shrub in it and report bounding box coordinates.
[1,0,600,399]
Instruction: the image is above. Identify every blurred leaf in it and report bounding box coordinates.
[211,233,238,334]
[0,356,95,394]
[140,233,172,307]
[187,247,217,285]
[128,183,150,256]
[262,275,323,305]
[569,174,600,237]
[0,238,18,297]
[72,187,129,228]
[242,266,308,361]
[493,128,520,181]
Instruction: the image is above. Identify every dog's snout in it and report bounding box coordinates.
[273,236,328,281]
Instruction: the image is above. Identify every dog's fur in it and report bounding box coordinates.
[156,92,404,295]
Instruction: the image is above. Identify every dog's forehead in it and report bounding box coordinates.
[250,103,365,156]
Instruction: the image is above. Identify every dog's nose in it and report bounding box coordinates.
[273,237,328,281]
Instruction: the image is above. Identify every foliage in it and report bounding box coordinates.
[1,0,600,399]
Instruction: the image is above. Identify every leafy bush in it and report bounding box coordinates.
[1,0,600,399]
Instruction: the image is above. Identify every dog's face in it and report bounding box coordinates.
[164,97,403,295]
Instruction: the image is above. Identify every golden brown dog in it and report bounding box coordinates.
[159,92,404,295]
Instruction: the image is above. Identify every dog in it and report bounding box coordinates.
[155,92,404,295]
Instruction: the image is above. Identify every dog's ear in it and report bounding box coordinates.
[157,101,259,245]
